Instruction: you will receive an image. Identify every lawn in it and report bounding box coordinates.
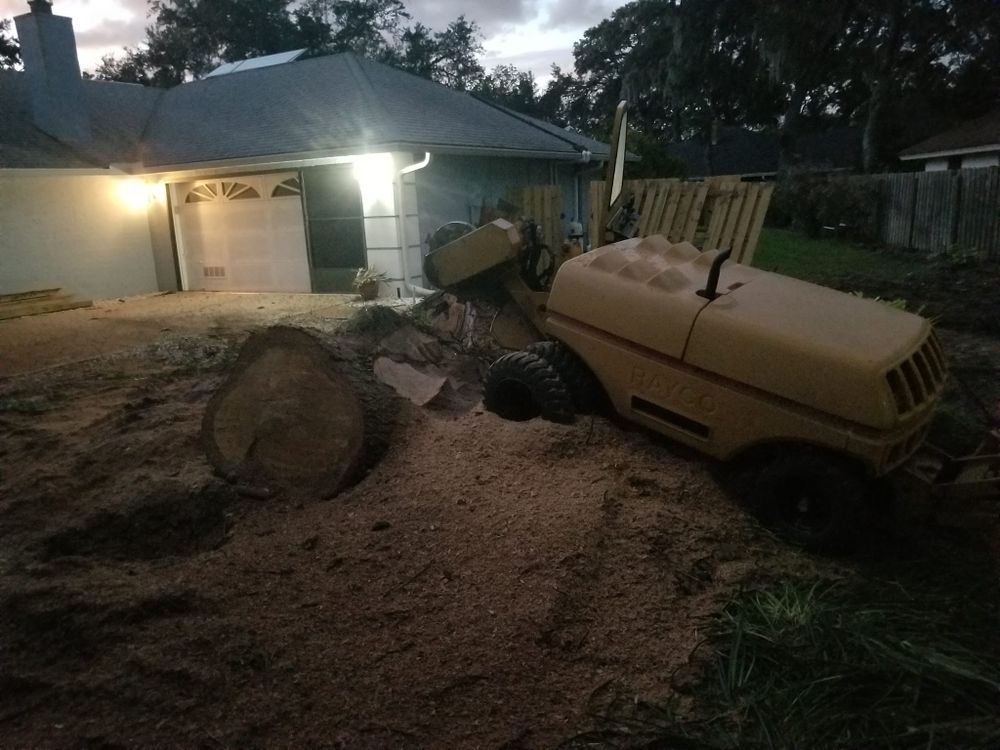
[754,227,1000,337]
[753,227,914,287]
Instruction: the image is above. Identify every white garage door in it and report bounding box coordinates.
[175,172,311,292]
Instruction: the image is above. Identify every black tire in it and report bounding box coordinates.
[749,450,867,554]
[483,351,575,424]
[526,340,602,413]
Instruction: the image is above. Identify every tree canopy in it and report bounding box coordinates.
[0,19,19,69]
[92,0,486,90]
[85,0,1000,172]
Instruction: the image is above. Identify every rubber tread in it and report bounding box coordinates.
[749,449,867,554]
[483,350,575,424]
[526,340,603,413]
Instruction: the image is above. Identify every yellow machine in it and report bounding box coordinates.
[423,104,997,552]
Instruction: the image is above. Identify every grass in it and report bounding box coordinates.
[705,578,1000,749]
[753,228,915,289]
[563,556,1000,750]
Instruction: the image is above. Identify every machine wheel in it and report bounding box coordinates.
[749,450,867,554]
[483,351,575,424]
[526,340,603,413]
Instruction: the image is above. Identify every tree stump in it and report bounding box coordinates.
[202,326,397,499]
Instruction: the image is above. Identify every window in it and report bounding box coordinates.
[271,177,302,198]
[184,180,260,203]
[185,183,218,203]
[220,181,260,200]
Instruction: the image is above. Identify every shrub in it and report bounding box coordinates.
[771,172,880,242]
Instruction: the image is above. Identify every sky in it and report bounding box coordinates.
[0,0,624,83]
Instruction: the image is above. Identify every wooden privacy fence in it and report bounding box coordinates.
[518,185,564,252]
[862,168,1000,257]
[515,178,773,264]
[588,178,774,264]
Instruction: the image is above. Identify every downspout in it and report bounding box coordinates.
[576,149,591,232]
[395,152,435,300]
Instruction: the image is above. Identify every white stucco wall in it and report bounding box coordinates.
[962,153,1000,169]
[360,152,424,296]
[924,158,949,172]
[0,173,159,300]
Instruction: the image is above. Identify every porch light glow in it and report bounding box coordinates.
[117,179,161,209]
[353,153,395,216]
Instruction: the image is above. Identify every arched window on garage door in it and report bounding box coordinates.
[185,181,260,203]
[271,177,302,198]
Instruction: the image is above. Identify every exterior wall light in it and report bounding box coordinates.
[117,178,162,210]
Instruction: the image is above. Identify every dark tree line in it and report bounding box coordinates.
[538,0,1000,172]
[1,19,19,68]
[62,0,1000,171]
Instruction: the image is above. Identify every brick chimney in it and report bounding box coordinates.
[14,0,91,143]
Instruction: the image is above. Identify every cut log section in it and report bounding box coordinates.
[202,326,397,499]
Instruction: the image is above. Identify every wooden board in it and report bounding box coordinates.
[682,183,710,242]
[730,183,762,261]
[704,182,738,250]
[0,297,93,321]
[740,184,774,265]
[0,288,61,304]
[585,175,774,257]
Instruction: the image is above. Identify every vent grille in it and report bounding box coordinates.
[885,331,947,416]
[203,266,226,278]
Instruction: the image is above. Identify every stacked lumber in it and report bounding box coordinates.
[0,288,93,321]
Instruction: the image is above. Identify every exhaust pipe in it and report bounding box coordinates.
[697,248,733,301]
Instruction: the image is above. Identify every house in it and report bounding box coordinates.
[0,1,610,300]
[664,125,862,179]
[899,111,1000,171]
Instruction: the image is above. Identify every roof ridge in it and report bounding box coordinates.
[342,52,394,148]
[135,86,170,154]
[469,94,588,154]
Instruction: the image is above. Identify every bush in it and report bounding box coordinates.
[771,172,880,242]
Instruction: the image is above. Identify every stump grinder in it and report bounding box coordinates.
[422,102,1000,552]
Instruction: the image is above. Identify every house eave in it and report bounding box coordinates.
[899,143,1000,161]
[0,166,127,177]
[138,142,603,179]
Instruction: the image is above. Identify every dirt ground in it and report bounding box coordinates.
[0,291,996,748]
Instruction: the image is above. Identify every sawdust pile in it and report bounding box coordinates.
[0,303,827,748]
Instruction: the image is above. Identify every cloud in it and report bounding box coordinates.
[406,0,534,36]
[546,0,617,30]
[75,13,145,47]
[1,0,626,77]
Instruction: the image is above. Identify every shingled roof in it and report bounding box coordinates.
[0,72,162,169]
[899,111,1000,159]
[2,52,609,171]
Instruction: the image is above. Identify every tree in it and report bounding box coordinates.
[0,19,19,69]
[294,0,409,58]
[143,0,300,84]
[92,48,153,84]
[750,0,856,168]
[554,0,1000,174]
[473,65,538,113]
[91,0,484,92]
[393,16,484,90]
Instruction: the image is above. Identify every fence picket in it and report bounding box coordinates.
[866,167,999,258]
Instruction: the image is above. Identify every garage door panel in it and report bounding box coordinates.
[177,173,311,292]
